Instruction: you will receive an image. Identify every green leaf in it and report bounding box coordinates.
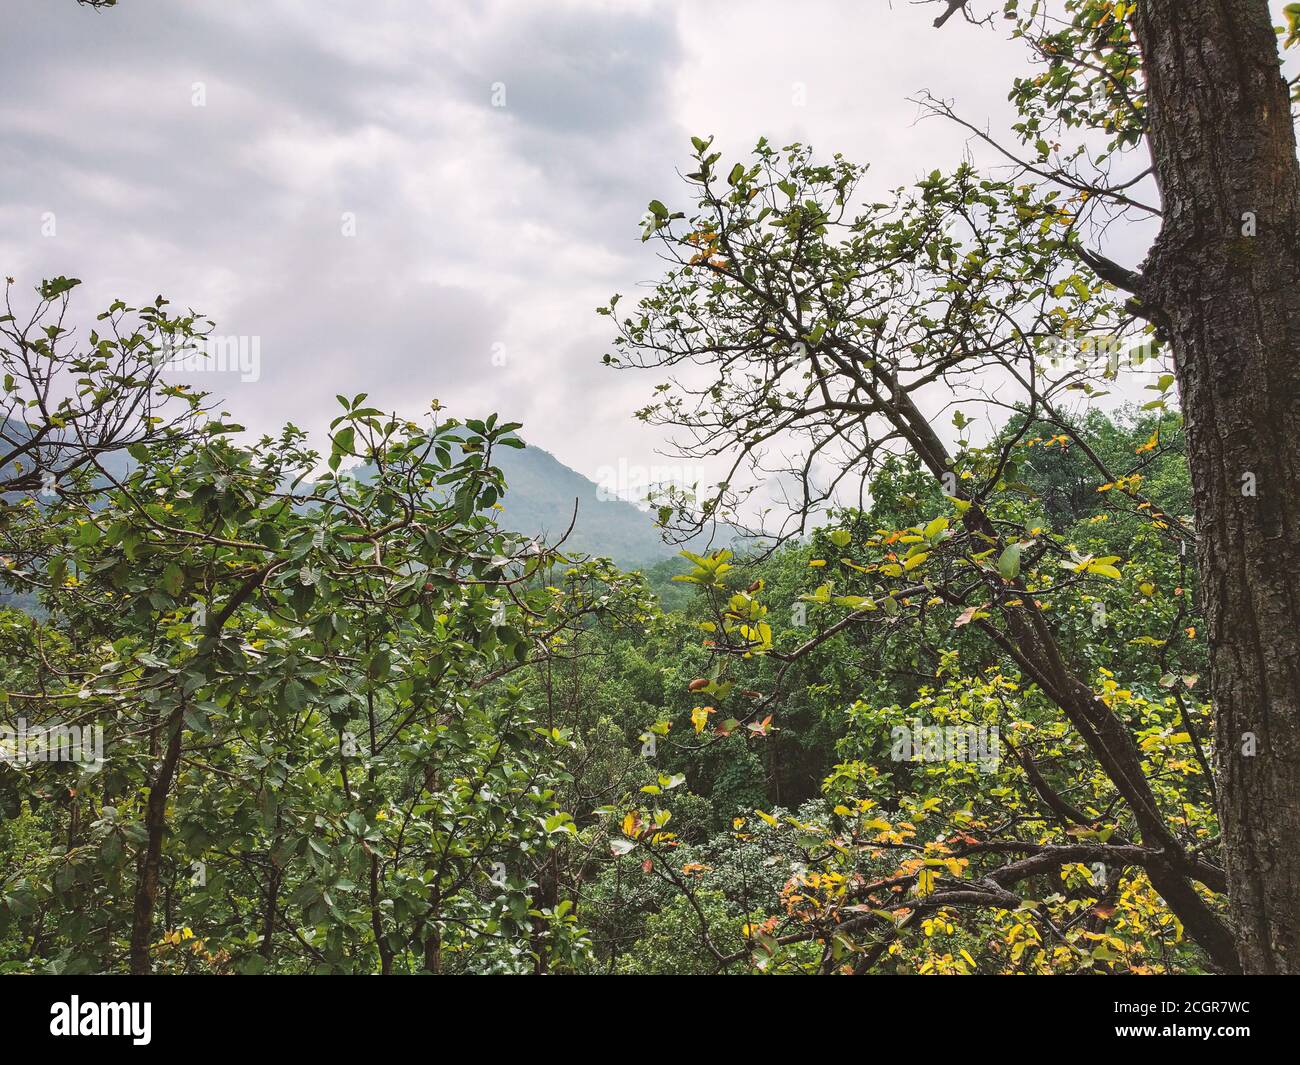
[39,277,81,300]
[924,516,949,540]
[162,562,184,598]
[997,543,1022,580]
[183,704,210,734]
[368,650,391,680]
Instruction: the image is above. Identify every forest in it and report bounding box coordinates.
[1,0,1299,980]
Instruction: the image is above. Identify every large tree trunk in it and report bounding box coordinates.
[1132,0,1300,974]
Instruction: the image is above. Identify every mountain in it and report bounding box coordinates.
[345,439,730,571]
[489,443,720,570]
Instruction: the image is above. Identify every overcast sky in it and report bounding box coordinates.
[0,0,1176,493]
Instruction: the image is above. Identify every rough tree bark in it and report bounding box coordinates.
[1131,0,1300,974]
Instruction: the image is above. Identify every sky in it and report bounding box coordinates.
[0,0,1227,502]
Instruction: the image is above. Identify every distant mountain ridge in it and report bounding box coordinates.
[347,438,728,570]
[489,442,725,569]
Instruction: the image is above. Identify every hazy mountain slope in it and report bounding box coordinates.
[490,443,691,569]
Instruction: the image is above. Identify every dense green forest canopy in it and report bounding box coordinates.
[0,275,1215,974]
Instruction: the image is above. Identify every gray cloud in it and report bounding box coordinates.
[0,0,1088,498]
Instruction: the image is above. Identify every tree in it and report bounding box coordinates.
[1,278,206,499]
[586,419,1218,973]
[602,0,1300,974]
[605,137,1238,969]
[1124,0,1300,978]
[920,0,1300,976]
[1,285,653,974]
